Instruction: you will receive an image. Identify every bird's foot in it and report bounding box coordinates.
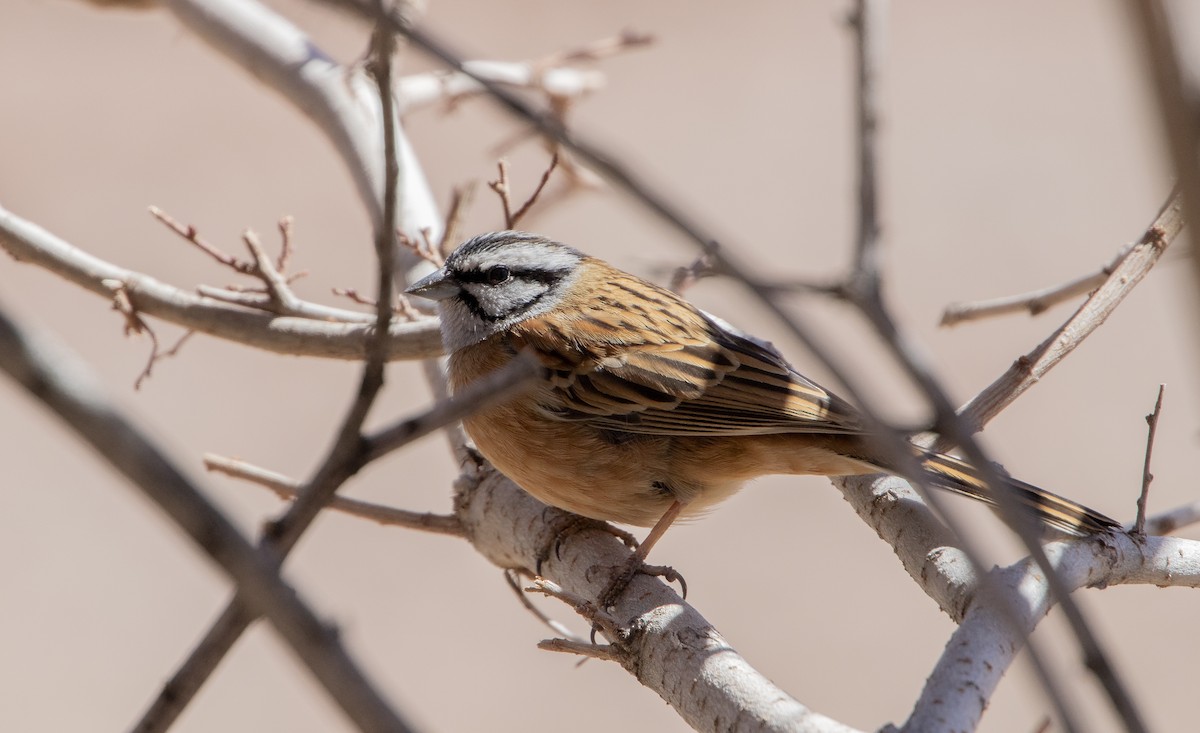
[598,556,687,611]
[535,512,638,575]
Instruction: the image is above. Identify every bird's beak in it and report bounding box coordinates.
[406,269,459,301]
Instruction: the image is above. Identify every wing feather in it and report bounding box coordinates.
[509,263,863,438]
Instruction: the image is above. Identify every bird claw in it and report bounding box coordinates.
[640,563,687,599]
[535,513,639,575]
[598,556,688,611]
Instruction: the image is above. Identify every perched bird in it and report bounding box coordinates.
[407,231,1120,594]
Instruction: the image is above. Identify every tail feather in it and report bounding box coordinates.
[915,450,1122,537]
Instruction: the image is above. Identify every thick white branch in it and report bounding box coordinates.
[905,533,1200,732]
[455,465,863,733]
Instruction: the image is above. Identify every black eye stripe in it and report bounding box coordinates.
[455,267,567,286]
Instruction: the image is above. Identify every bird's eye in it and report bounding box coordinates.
[486,265,511,285]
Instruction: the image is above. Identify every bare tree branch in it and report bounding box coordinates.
[0,203,444,360]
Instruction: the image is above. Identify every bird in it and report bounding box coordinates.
[407,231,1121,599]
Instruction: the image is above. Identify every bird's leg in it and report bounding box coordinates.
[632,500,683,562]
[598,500,687,610]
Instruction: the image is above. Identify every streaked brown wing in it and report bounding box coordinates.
[510,269,863,437]
[592,327,863,436]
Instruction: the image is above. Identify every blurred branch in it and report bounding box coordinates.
[398,60,605,112]
[1126,0,1200,310]
[396,28,653,114]
[0,303,415,733]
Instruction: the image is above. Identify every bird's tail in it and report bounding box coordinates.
[912,449,1122,537]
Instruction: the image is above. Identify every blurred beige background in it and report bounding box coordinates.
[2,1,1196,731]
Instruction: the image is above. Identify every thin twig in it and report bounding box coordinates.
[276,215,297,275]
[242,229,301,311]
[536,637,620,662]
[396,29,652,114]
[332,287,380,308]
[156,205,382,322]
[149,205,254,274]
[156,206,312,315]
[489,159,515,228]
[439,182,476,257]
[532,29,654,70]
[1135,384,1166,535]
[525,578,623,641]
[503,569,584,642]
[104,278,164,389]
[507,153,559,228]
[398,230,444,267]
[161,329,195,358]
[941,269,1112,327]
